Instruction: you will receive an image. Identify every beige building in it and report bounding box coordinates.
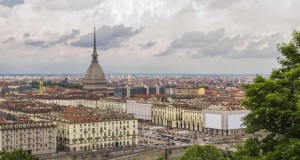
[152,104,203,131]
[0,121,56,155]
[175,87,199,95]
[38,107,138,152]
[35,97,126,112]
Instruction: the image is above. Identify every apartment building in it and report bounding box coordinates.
[38,107,138,152]
[152,104,203,131]
[0,121,56,155]
[33,95,126,112]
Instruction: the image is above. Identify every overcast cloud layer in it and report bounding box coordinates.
[0,0,299,74]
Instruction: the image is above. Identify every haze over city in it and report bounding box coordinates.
[1,0,299,74]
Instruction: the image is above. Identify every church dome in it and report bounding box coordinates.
[85,62,105,80]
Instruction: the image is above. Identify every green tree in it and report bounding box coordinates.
[180,145,225,160]
[234,31,300,159]
[156,157,164,160]
[31,81,39,89]
[0,149,38,160]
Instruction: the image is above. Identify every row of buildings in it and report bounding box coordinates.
[0,100,138,155]
[27,93,249,136]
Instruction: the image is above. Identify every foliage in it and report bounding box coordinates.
[180,145,226,160]
[156,157,164,160]
[234,31,300,159]
[0,149,38,160]
[31,80,82,89]
[31,81,39,89]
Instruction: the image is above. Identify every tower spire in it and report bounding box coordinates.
[94,26,96,51]
[92,26,98,62]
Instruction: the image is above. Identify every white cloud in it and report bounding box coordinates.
[0,0,298,74]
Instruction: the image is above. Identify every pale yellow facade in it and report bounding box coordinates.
[175,88,199,95]
[35,99,126,112]
[152,104,203,131]
[38,115,138,151]
[0,122,56,155]
[198,88,205,95]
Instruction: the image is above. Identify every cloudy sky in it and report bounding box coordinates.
[0,0,299,74]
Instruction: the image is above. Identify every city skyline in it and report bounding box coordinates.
[1,0,299,74]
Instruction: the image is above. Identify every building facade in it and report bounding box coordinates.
[202,106,250,135]
[38,107,138,152]
[115,85,165,97]
[0,121,56,155]
[152,104,203,131]
[35,98,126,112]
[126,100,152,120]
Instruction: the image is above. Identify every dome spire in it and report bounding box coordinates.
[92,26,98,62]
